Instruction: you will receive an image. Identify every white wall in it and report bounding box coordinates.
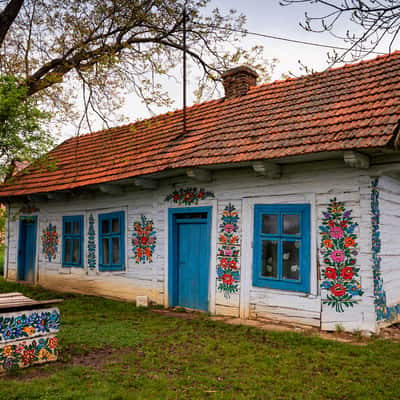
[5,159,378,331]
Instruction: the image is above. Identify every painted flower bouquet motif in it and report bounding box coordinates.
[0,310,60,342]
[87,214,96,269]
[320,198,363,312]
[217,203,240,298]
[132,215,157,263]
[41,223,59,262]
[0,336,58,371]
[164,187,214,205]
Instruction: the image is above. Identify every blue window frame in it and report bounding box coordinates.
[62,215,83,267]
[98,211,125,271]
[253,204,311,293]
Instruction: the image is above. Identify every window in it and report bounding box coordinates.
[99,211,125,271]
[62,215,83,267]
[253,204,311,292]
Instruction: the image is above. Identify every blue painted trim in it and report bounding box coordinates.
[168,206,212,308]
[17,216,37,281]
[371,178,400,321]
[62,215,84,268]
[98,211,125,271]
[253,204,311,293]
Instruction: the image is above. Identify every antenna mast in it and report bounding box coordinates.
[182,1,187,136]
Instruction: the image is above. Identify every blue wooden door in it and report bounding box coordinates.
[18,217,37,282]
[169,208,211,311]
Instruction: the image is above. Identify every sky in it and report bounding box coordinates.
[64,1,392,139]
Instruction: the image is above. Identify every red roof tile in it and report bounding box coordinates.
[2,52,400,198]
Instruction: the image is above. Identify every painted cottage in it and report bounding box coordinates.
[2,53,400,333]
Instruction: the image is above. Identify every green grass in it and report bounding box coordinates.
[1,279,400,400]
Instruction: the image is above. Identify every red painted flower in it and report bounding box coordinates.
[344,237,355,248]
[222,274,234,285]
[220,258,228,268]
[324,267,337,279]
[22,349,35,365]
[140,236,148,245]
[323,239,333,248]
[340,267,354,280]
[197,191,205,199]
[173,193,180,201]
[330,284,346,297]
[340,221,348,228]
[48,337,58,349]
[328,220,335,227]
[219,234,227,244]
[229,260,238,269]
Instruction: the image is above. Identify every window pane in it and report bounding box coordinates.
[262,214,278,234]
[261,240,278,278]
[112,218,120,233]
[72,239,80,263]
[73,221,80,234]
[283,214,300,235]
[282,241,300,281]
[102,219,110,234]
[65,239,72,262]
[102,238,110,264]
[65,221,72,235]
[112,237,120,264]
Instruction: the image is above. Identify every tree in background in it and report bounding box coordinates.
[0,76,52,180]
[280,0,400,63]
[0,0,275,131]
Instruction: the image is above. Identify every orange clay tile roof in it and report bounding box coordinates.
[2,51,400,198]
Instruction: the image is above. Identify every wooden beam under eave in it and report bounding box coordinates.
[186,168,212,182]
[133,177,158,190]
[99,184,123,195]
[45,192,68,201]
[252,161,281,179]
[344,151,370,169]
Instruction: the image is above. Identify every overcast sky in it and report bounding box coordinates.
[64,1,392,138]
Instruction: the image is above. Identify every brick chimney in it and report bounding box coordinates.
[221,66,258,100]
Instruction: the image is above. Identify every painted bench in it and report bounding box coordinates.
[0,292,62,373]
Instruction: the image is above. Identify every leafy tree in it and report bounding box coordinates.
[280,0,400,63]
[0,0,275,130]
[0,76,52,179]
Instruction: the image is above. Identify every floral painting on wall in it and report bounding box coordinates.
[320,198,363,312]
[217,203,240,298]
[41,223,59,262]
[132,215,157,263]
[87,214,96,270]
[165,187,214,205]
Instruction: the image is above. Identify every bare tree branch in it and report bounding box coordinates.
[0,0,24,46]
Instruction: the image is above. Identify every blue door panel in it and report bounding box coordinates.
[169,207,211,312]
[18,217,37,282]
[177,221,208,310]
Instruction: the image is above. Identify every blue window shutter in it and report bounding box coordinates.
[98,211,125,271]
[253,204,311,293]
[62,215,84,267]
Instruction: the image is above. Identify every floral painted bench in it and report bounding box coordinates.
[0,292,62,373]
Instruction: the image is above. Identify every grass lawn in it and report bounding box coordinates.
[0,280,399,400]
